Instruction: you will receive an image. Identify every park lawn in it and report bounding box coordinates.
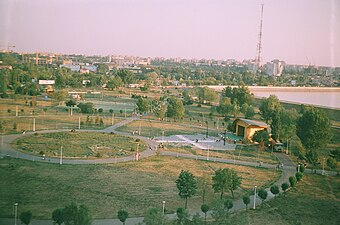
[0,115,122,134]
[116,120,219,137]
[13,131,144,158]
[163,145,278,165]
[0,156,279,219]
[215,174,340,225]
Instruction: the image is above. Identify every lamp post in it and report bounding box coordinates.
[322,157,326,175]
[207,145,210,161]
[162,201,166,215]
[206,121,208,138]
[60,146,63,165]
[14,202,18,225]
[253,186,257,210]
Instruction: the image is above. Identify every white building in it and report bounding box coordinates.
[264,59,285,76]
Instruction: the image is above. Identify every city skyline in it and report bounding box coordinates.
[1,0,339,67]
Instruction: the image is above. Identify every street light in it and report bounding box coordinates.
[60,146,63,165]
[206,121,208,138]
[253,186,257,210]
[207,145,210,161]
[322,157,326,175]
[14,202,18,225]
[162,201,166,215]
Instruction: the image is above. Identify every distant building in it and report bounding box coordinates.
[232,118,270,141]
[60,64,80,72]
[264,59,285,76]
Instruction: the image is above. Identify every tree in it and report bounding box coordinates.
[65,99,77,107]
[61,202,91,225]
[242,196,250,210]
[20,211,32,225]
[191,213,204,225]
[52,208,64,225]
[77,102,94,114]
[224,199,233,212]
[259,95,282,123]
[281,183,289,194]
[167,97,185,120]
[257,189,268,207]
[176,207,189,225]
[197,87,219,104]
[289,176,297,188]
[53,90,68,105]
[271,110,282,141]
[143,208,167,225]
[217,97,233,116]
[295,172,303,182]
[297,106,331,165]
[176,170,197,208]
[76,204,91,225]
[245,105,255,119]
[117,210,129,225]
[270,185,280,197]
[327,157,337,171]
[212,168,241,199]
[136,97,150,114]
[201,204,209,223]
[252,130,270,145]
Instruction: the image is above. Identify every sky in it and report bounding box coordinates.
[0,0,339,67]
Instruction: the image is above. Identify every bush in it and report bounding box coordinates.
[295,172,303,182]
[289,176,297,188]
[281,182,289,193]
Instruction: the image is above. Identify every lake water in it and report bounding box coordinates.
[208,86,340,110]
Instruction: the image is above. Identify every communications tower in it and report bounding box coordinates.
[254,4,264,73]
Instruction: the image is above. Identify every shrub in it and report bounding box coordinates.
[289,176,297,188]
[281,182,289,193]
[295,172,303,181]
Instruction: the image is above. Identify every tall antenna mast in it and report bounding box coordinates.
[255,4,264,73]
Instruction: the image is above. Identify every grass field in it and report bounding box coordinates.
[13,132,145,158]
[116,120,220,137]
[0,156,279,219]
[216,174,340,225]
[163,145,278,165]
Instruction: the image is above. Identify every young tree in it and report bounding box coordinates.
[270,185,280,197]
[257,189,268,207]
[289,176,297,188]
[176,170,197,208]
[20,211,32,225]
[65,99,77,107]
[76,204,91,225]
[212,168,241,199]
[224,199,233,212]
[242,195,250,210]
[52,208,64,225]
[201,204,209,223]
[281,183,289,194]
[143,208,167,225]
[295,172,303,182]
[176,207,190,225]
[117,210,129,225]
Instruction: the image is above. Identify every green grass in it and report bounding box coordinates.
[163,145,278,165]
[0,156,279,219]
[116,120,220,137]
[214,174,340,225]
[13,132,145,158]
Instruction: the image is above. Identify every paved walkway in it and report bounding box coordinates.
[0,117,335,225]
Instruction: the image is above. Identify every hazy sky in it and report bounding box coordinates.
[1,0,339,66]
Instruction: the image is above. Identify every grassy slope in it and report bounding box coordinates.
[212,174,340,225]
[0,156,278,219]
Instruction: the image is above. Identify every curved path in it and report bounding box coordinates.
[0,118,332,225]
